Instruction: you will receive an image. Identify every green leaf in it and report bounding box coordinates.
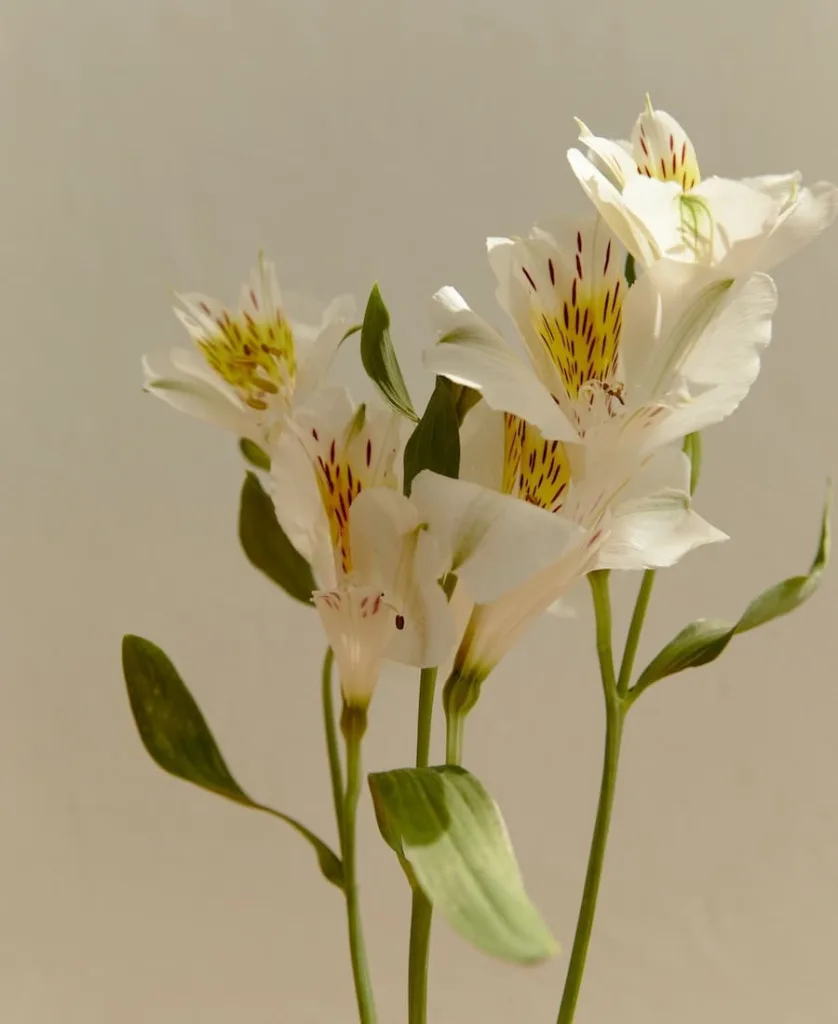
[340,323,362,345]
[368,765,558,964]
[403,377,461,497]
[238,471,316,605]
[238,438,271,471]
[121,635,343,888]
[630,485,831,703]
[682,432,702,495]
[624,252,636,287]
[360,283,418,421]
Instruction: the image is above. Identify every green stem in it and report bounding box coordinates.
[407,893,433,1024]
[444,710,464,766]
[341,708,377,1024]
[407,668,438,1024]
[321,647,344,836]
[556,572,625,1024]
[414,667,437,769]
[617,570,656,697]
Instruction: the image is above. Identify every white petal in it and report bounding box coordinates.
[630,100,700,187]
[484,235,584,408]
[313,586,398,708]
[268,431,335,589]
[168,346,239,398]
[425,287,575,440]
[294,294,357,401]
[142,350,252,436]
[349,488,456,669]
[576,118,637,187]
[454,539,594,681]
[621,261,776,411]
[458,401,504,490]
[567,148,662,267]
[758,180,838,271]
[676,272,776,387]
[596,447,727,570]
[410,470,586,604]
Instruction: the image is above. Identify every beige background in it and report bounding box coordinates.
[2,1,837,1021]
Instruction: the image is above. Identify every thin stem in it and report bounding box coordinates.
[414,667,438,769]
[445,711,464,766]
[556,571,625,1024]
[321,647,344,836]
[589,571,617,695]
[341,708,376,1024]
[617,569,656,697]
[407,893,433,1024]
[407,667,438,1024]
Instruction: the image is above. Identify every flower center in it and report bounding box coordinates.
[502,414,571,512]
[197,299,297,412]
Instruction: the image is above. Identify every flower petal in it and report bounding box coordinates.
[575,118,637,188]
[294,293,357,402]
[425,286,574,440]
[453,537,595,683]
[142,350,253,436]
[596,447,727,570]
[621,261,776,416]
[757,180,838,271]
[268,430,335,589]
[410,469,586,604]
[313,586,398,709]
[289,386,402,578]
[567,148,663,267]
[350,488,456,668]
[458,401,505,491]
[630,98,701,188]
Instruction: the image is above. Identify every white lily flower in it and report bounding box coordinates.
[270,386,456,707]
[411,419,725,686]
[425,215,777,470]
[143,254,355,448]
[567,96,838,275]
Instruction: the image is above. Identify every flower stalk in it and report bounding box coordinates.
[340,705,377,1024]
[556,571,626,1024]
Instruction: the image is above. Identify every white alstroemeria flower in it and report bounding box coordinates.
[411,424,725,687]
[270,386,456,707]
[425,215,777,471]
[143,254,354,448]
[567,95,838,275]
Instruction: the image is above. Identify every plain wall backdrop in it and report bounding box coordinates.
[2,1,837,1021]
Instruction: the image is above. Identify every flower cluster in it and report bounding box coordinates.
[143,97,837,715]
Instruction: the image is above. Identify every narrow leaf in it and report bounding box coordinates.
[238,471,316,604]
[238,438,271,471]
[340,323,362,345]
[369,765,558,964]
[360,283,418,421]
[630,486,831,702]
[403,377,460,497]
[122,635,343,888]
